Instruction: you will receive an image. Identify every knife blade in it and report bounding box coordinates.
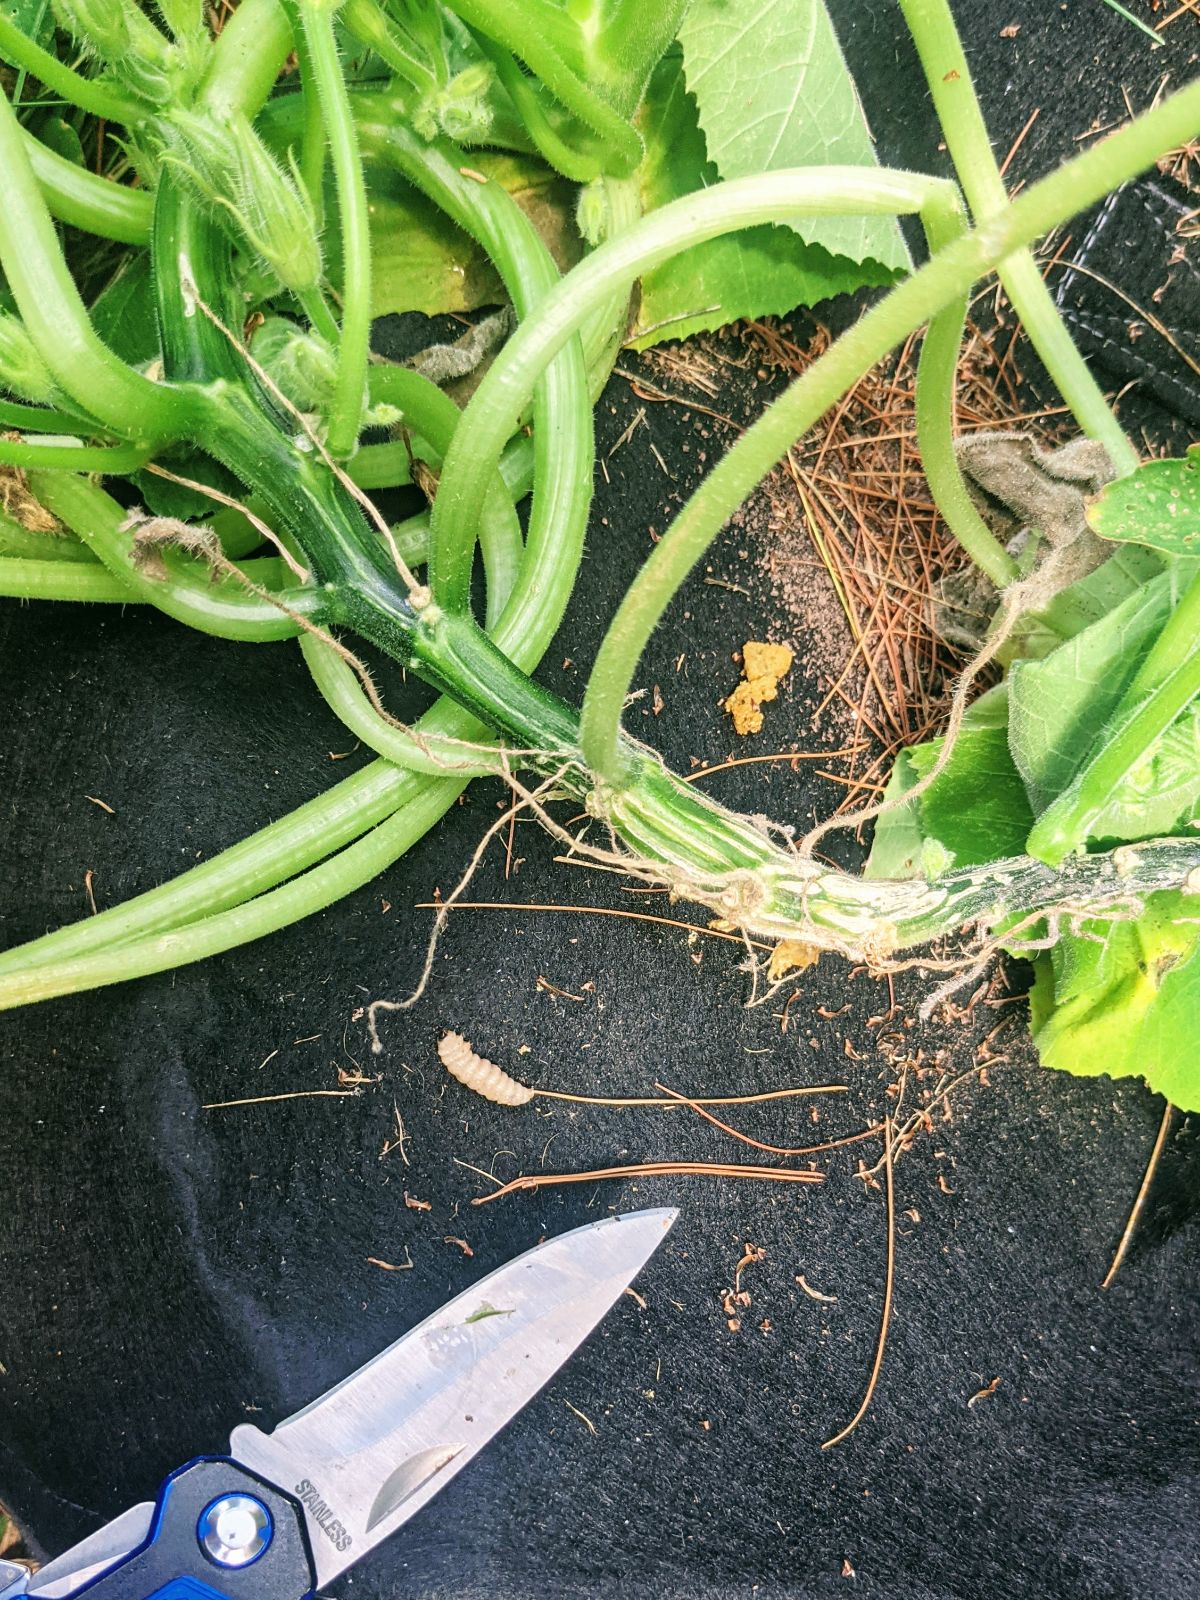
[16,1208,676,1600]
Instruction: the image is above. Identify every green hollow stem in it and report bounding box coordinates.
[898,0,1138,475]
[24,133,154,246]
[474,33,602,183]
[0,92,188,442]
[0,558,130,601]
[0,760,418,977]
[340,0,439,96]
[0,398,104,435]
[0,552,291,602]
[356,111,594,652]
[575,87,1200,781]
[366,364,523,625]
[197,0,295,122]
[32,473,323,642]
[1123,567,1200,700]
[0,776,465,1010]
[915,196,1020,587]
[297,284,340,345]
[0,516,95,562]
[289,29,329,228]
[296,2,372,459]
[0,14,144,123]
[0,437,151,473]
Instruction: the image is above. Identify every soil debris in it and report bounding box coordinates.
[724,639,794,735]
[767,939,822,982]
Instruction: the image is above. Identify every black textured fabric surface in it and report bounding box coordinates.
[2,5,1199,1597]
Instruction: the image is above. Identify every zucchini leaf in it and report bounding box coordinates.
[1029,893,1200,1107]
[630,49,897,349]
[1086,444,1200,558]
[359,150,583,317]
[864,686,1033,879]
[677,0,910,274]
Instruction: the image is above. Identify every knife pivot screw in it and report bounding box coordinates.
[197,1494,273,1568]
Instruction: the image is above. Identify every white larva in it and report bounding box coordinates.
[437,1031,535,1107]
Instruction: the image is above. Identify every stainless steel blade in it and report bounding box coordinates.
[26,1503,156,1599]
[230,1207,676,1586]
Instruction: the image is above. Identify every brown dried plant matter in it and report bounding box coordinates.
[742,315,1064,814]
[0,456,57,534]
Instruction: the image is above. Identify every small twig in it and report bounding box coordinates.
[796,1274,838,1305]
[1101,1101,1174,1289]
[822,1117,895,1449]
[472,1160,826,1205]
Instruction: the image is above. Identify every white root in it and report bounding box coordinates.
[437,1031,535,1107]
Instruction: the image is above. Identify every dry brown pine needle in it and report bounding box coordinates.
[472,1160,826,1205]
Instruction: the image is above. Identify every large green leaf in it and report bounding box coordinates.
[1029,892,1200,1109]
[1087,444,1200,558]
[676,0,909,274]
[89,254,160,368]
[630,50,896,349]
[359,149,582,317]
[1007,568,1187,814]
[864,687,1033,878]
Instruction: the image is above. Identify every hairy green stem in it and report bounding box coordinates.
[0,437,151,473]
[33,474,322,641]
[24,133,153,245]
[0,14,144,122]
[356,112,595,651]
[442,0,641,175]
[915,195,1020,586]
[296,2,372,458]
[197,0,295,121]
[340,0,439,95]
[898,0,1138,474]
[578,85,1200,782]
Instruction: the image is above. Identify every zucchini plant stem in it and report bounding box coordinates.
[441,0,642,175]
[32,473,324,642]
[0,15,143,123]
[355,112,595,635]
[295,2,372,458]
[0,91,190,442]
[914,195,1020,587]
[898,0,1139,475]
[23,133,154,245]
[577,84,1200,782]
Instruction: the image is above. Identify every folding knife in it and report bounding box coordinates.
[0,1208,676,1600]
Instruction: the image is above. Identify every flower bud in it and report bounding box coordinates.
[0,314,59,405]
[575,178,609,246]
[434,63,495,144]
[166,111,323,295]
[52,0,175,99]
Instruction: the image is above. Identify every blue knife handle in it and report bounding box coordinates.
[69,1459,315,1600]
